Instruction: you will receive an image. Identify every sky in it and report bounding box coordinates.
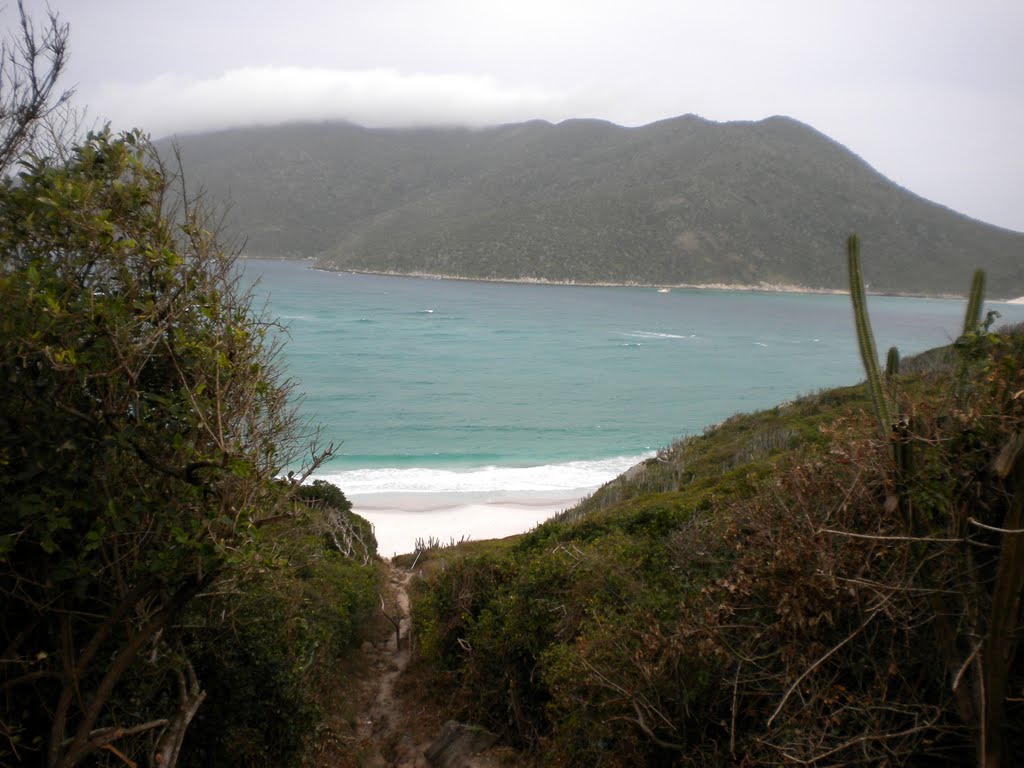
[4,0,1023,232]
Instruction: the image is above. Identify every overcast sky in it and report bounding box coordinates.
[6,1,1023,232]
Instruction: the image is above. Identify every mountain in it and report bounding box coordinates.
[165,115,1024,297]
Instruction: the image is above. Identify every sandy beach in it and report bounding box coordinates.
[350,490,591,558]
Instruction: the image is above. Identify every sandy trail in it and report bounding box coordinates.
[354,563,431,767]
[338,560,519,768]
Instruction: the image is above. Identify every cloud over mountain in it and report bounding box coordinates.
[92,66,577,138]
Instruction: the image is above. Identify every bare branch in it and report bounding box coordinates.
[0,1,72,172]
[767,612,877,730]
[967,517,1024,535]
[820,527,964,543]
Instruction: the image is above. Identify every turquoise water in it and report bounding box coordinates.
[245,259,1024,493]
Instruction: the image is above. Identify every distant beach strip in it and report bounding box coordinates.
[317,454,650,557]
[348,491,588,558]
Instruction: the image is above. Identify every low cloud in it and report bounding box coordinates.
[88,66,576,138]
[79,63,1024,233]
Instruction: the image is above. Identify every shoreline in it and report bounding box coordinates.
[334,267,1024,303]
[350,490,590,558]
[245,256,999,301]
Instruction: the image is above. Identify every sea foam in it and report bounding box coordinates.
[313,454,651,495]
[623,330,691,340]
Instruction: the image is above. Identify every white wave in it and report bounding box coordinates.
[313,454,652,494]
[753,341,768,347]
[622,331,689,340]
[420,309,434,313]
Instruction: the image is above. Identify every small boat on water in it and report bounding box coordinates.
[656,288,670,293]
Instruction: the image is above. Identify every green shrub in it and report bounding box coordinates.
[410,328,1024,765]
[180,488,379,768]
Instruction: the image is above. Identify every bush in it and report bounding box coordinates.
[410,329,1024,765]
[0,12,338,763]
[180,485,379,767]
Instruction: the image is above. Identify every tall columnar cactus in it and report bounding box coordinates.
[955,269,989,405]
[885,346,900,380]
[962,268,986,335]
[847,234,891,443]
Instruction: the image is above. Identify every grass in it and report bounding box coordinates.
[393,534,523,576]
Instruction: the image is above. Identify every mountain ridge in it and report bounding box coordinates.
[164,114,1024,298]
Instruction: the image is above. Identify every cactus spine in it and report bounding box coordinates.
[847,234,890,442]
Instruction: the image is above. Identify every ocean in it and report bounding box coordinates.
[244,259,1024,499]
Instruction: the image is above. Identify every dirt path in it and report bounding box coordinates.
[320,560,521,768]
[354,564,432,767]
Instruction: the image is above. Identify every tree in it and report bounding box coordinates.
[0,42,331,768]
[0,1,72,175]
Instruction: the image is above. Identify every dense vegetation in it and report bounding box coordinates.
[179,481,378,768]
[5,8,1023,768]
[168,118,1024,297]
[0,10,378,767]
[409,311,1024,765]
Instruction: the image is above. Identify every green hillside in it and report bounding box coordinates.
[168,116,1024,297]
[404,321,1024,765]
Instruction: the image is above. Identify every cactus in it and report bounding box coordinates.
[955,269,989,404]
[962,269,985,335]
[847,234,890,443]
[885,346,900,380]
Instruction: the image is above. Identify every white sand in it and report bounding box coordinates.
[350,490,591,558]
